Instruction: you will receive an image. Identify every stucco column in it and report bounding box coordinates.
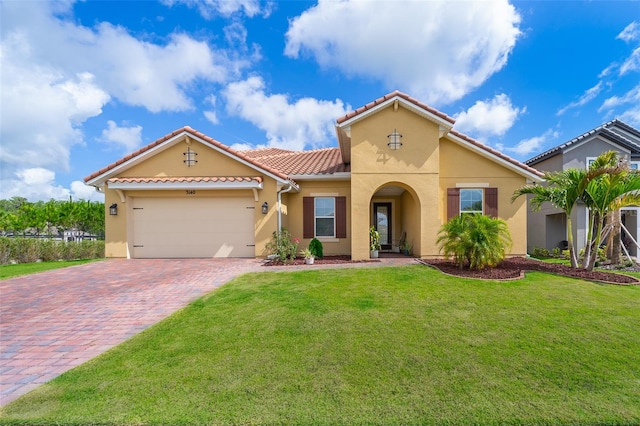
[351,174,374,260]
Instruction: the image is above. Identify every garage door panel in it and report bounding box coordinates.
[132,197,255,258]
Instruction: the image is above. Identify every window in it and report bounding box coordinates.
[460,189,483,214]
[315,197,335,237]
[303,196,347,239]
[447,188,498,220]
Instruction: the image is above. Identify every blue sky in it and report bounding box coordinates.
[1,0,639,202]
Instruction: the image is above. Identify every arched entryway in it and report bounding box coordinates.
[370,182,421,255]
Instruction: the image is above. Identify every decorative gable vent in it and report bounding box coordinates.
[183,147,198,167]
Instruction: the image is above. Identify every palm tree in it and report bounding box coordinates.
[512,168,588,268]
[581,155,640,270]
[437,214,512,270]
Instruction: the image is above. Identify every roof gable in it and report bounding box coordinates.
[526,119,640,166]
[335,91,455,164]
[84,126,293,187]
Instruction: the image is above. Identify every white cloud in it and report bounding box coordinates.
[203,94,219,124]
[0,34,109,176]
[160,0,271,19]
[285,0,521,105]
[599,84,640,111]
[453,94,524,137]
[557,82,603,116]
[620,47,640,75]
[0,168,103,202]
[100,121,143,152]
[599,84,640,126]
[506,129,559,158]
[0,1,249,200]
[617,21,639,43]
[1,1,237,114]
[70,180,103,201]
[222,76,349,150]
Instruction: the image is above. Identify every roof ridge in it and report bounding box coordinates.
[336,90,456,125]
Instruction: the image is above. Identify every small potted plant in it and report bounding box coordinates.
[370,226,381,258]
[301,247,315,265]
[402,240,412,256]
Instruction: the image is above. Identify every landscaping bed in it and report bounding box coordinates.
[424,256,640,285]
[263,255,380,266]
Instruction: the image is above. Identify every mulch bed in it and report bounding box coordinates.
[263,255,380,266]
[423,257,640,285]
[262,255,639,285]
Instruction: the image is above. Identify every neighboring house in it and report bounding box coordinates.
[84,91,543,260]
[524,119,640,256]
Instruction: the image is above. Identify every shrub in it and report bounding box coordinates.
[0,237,105,265]
[532,246,550,258]
[369,226,381,251]
[308,238,323,259]
[578,246,607,265]
[265,229,299,263]
[436,214,512,270]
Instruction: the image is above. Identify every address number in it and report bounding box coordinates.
[186,190,196,195]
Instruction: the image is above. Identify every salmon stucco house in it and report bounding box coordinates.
[84,91,544,260]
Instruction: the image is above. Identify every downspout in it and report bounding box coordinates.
[277,184,293,232]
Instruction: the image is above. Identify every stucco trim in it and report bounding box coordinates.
[107,178,264,191]
[455,183,490,188]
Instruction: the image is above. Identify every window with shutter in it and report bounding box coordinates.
[447,187,498,219]
[303,196,347,239]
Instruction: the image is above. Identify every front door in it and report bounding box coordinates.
[374,203,392,250]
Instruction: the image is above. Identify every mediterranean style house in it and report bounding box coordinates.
[525,119,640,256]
[84,91,544,260]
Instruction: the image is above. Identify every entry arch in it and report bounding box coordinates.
[370,182,422,255]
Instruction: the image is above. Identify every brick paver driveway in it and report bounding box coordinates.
[0,258,263,406]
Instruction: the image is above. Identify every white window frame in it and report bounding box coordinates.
[586,157,597,168]
[460,188,483,215]
[314,197,336,238]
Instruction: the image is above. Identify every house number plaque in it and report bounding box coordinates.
[186,190,196,195]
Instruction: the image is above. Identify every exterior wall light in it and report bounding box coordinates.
[109,203,118,216]
[387,128,403,150]
[262,202,268,214]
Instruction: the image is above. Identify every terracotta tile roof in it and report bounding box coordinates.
[336,90,456,125]
[448,130,544,178]
[243,147,349,175]
[83,126,290,183]
[107,176,263,184]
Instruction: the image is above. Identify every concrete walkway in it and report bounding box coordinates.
[0,256,415,406]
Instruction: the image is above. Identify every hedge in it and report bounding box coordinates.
[0,237,105,265]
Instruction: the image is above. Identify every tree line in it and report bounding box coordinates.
[0,197,104,239]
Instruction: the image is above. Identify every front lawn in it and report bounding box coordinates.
[2,266,639,425]
[0,259,100,280]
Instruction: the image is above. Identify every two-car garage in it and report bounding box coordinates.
[130,197,256,258]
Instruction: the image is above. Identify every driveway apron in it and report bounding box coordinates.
[0,258,263,406]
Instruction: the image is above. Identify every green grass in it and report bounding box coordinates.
[2,266,639,425]
[0,259,100,279]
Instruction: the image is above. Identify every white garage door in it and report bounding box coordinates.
[131,197,255,258]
